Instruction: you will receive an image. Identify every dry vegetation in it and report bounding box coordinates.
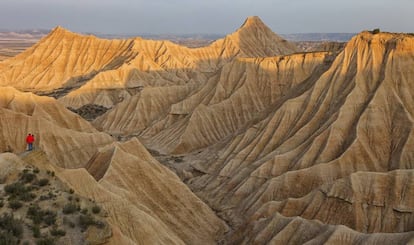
[0,163,110,245]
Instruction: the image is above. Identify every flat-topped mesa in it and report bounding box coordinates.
[225,16,299,57]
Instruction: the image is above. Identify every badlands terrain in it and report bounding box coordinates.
[0,16,413,244]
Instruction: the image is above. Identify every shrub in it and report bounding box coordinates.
[19,192,36,202]
[37,178,49,187]
[32,225,41,238]
[20,172,36,183]
[94,220,105,229]
[174,157,184,163]
[372,28,380,34]
[33,168,40,174]
[68,189,74,194]
[36,237,55,245]
[4,182,27,196]
[0,231,19,245]
[91,205,101,214]
[81,208,88,214]
[42,210,57,226]
[0,200,4,208]
[63,217,75,228]
[39,195,50,201]
[78,214,96,231]
[50,226,66,237]
[0,213,23,237]
[27,205,43,224]
[8,200,23,210]
[27,206,56,226]
[62,203,79,214]
[47,192,56,199]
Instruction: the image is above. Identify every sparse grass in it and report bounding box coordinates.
[8,200,23,210]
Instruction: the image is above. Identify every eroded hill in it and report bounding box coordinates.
[0,16,413,244]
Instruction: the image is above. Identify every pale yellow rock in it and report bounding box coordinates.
[0,87,114,168]
[37,138,227,245]
[1,17,414,245]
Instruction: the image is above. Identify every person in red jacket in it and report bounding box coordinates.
[26,133,34,151]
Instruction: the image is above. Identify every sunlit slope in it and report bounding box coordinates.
[0,87,227,244]
[0,16,298,110]
[183,32,414,241]
[0,87,113,168]
[24,139,227,245]
[0,27,135,91]
[94,52,330,154]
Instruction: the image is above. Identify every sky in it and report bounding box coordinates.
[1,0,413,34]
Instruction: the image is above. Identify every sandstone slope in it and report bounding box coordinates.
[1,17,414,245]
[0,88,227,244]
[183,32,414,243]
[0,17,298,111]
[0,86,113,168]
[23,139,227,245]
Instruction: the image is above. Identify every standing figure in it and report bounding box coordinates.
[26,133,34,151]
